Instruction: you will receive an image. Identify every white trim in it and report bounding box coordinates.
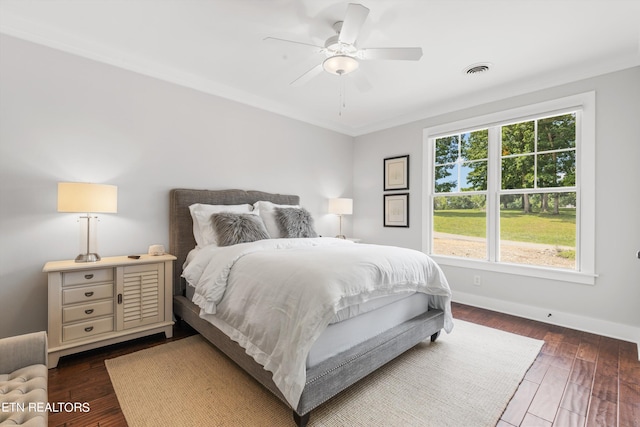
[423,92,596,282]
[432,255,596,285]
[422,141,434,254]
[454,291,640,360]
[487,126,500,262]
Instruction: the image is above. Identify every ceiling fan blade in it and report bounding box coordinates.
[263,37,324,51]
[338,3,370,45]
[290,63,324,86]
[360,47,423,61]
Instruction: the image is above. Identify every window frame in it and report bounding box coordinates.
[422,92,596,285]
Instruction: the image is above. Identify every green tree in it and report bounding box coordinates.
[434,136,458,193]
[434,114,575,215]
[537,114,576,213]
[502,121,535,211]
[462,129,488,191]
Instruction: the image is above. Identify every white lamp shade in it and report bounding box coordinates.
[328,198,353,215]
[58,182,118,213]
[323,55,359,75]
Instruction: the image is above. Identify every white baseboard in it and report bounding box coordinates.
[453,291,640,361]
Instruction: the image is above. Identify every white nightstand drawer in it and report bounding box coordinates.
[63,317,114,342]
[63,268,113,286]
[62,300,114,323]
[63,283,113,305]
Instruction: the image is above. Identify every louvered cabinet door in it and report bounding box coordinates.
[116,263,164,330]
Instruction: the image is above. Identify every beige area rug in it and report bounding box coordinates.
[105,320,542,427]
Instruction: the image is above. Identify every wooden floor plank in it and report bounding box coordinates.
[570,359,596,389]
[521,413,553,427]
[553,408,586,427]
[618,400,640,427]
[525,357,552,384]
[501,379,539,426]
[586,395,617,427]
[528,365,571,422]
[592,372,618,403]
[560,382,591,417]
[577,340,599,362]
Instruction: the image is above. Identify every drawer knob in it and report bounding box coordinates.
[84,326,94,332]
[85,309,94,315]
[84,291,94,297]
[84,274,94,280]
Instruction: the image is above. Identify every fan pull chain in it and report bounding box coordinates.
[338,74,346,116]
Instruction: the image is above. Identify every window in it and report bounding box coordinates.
[433,129,488,261]
[423,93,595,284]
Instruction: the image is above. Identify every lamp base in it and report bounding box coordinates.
[75,253,101,263]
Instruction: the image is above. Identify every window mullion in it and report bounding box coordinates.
[534,119,539,190]
[487,126,501,262]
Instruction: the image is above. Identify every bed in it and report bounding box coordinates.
[170,188,452,426]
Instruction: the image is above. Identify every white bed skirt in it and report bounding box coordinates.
[186,286,429,369]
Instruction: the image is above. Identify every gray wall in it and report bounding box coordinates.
[353,66,640,344]
[0,35,354,338]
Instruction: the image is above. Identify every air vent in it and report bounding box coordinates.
[464,63,491,75]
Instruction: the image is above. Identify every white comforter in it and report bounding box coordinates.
[183,237,453,408]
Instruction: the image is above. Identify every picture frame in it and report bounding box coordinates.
[384,193,409,227]
[384,155,409,191]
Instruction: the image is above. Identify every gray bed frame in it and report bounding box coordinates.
[169,188,444,426]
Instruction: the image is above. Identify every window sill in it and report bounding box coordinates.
[429,255,597,285]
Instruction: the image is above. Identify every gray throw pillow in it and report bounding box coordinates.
[275,207,318,238]
[211,213,270,246]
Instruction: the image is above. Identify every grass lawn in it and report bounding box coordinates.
[433,208,576,247]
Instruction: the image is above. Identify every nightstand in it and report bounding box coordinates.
[43,254,176,368]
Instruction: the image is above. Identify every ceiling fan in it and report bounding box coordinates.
[264,3,423,88]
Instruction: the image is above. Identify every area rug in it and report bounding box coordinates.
[105,320,542,426]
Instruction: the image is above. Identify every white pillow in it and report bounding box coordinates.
[189,203,253,247]
[253,200,300,238]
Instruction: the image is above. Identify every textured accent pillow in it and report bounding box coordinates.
[189,203,253,247]
[275,207,318,238]
[211,213,270,246]
[253,201,300,238]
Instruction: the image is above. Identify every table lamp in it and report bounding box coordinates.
[57,182,118,262]
[328,198,353,239]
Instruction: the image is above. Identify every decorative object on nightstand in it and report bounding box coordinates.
[57,182,118,262]
[43,254,176,368]
[328,198,353,239]
[148,244,165,255]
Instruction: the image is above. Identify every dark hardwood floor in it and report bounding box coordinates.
[47,302,639,426]
[454,304,639,427]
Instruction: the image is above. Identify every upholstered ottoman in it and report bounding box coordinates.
[0,331,48,426]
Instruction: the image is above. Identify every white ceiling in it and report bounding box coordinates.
[1,0,639,136]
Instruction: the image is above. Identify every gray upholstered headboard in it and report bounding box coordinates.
[169,188,300,295]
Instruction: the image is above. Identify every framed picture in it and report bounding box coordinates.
[384,193,409,227]
[384,155,409,191]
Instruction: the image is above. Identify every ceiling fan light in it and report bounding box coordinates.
[323,55,359,76]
